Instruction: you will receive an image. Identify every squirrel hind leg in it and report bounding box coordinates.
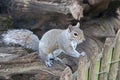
[45,54,62,67]
[44,53,53,67]
[38,49,53,67]
[45,51,63,67]
[52,49,63,62]
[54,57,63,63]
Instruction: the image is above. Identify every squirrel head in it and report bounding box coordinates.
[67,23,85,44]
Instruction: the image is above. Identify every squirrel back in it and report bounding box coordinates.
[2,29,39,51]
[39,29,63,52]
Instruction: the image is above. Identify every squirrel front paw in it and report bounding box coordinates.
[45,60,53,67]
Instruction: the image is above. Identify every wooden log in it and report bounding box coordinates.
[0,52,37,64]
[88,0,109,6]
[0,47,66,80]
[77,37,104,80]
[118,60,120,80]
[99,38,114,80]
[60,67,72,80]
[82,18,115,38]
[84,0,109,19]
[89,62,98,80]
[0,47,28,54]
[77,34,108,80]
[86,39,101,80]
[10,0,83,20]
[0,53,20,63]
[109,29,120,80]
[77,55,87,80]
[116,60,120,80]
[0,60,66,79]
[0,46,37,64]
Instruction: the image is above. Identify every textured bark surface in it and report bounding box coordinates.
[60,67,72,80]
[77,55,87,80]
[99,38,114,80]
[0,47,66,79]
[0,0,120,80]
[9,0,83,20]
[109,30,120,80]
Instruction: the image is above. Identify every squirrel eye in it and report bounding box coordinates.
[74,32,78,36]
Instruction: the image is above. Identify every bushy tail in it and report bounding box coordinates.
[2,29,39,51]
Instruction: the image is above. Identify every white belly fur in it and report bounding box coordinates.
[71,41,77,49]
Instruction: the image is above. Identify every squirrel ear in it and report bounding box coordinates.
[68,25,73,32]
[74,22,80,27]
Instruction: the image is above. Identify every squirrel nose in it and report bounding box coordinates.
[81,37,85,41]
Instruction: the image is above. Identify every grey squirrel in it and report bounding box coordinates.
[1,23,85,67]
[2,29,39,51]
[39,23,86,66]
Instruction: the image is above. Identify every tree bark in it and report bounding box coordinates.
[77,55,87,80]
[10,0,83,20]
[60,67,72,80]
[99,38,114,80]
[0,47,66,80]
[109,29,120,80]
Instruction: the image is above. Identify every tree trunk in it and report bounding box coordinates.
[99,38,114,80]
[109,29,120,80]
[77,55,87,80]
[10,0,83,20]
